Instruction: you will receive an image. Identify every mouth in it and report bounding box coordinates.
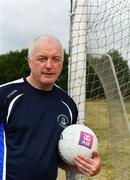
[42,73,55,77]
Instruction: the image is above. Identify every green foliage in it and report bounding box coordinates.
[86,50,130,98]
[0,49,30,84]
[108,49,130,97]
[56,50,69,91]
[86,55,105,99]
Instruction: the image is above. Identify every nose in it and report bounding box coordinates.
[45,59,53,69]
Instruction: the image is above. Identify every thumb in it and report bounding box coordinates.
[92,151,100,159]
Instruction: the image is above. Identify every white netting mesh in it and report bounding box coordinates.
[67,0,130,180]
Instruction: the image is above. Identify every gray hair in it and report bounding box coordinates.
[27,35,64,60]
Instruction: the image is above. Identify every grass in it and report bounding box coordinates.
[57,100,130,180]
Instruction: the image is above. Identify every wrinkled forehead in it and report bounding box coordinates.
[36,38,62,52]
[28,36,64,59]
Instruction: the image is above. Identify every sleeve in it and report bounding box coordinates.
[0,88,6,123]
[71,99,78,125]
[0,93,3,123]
[0,89,3,120]
[0,89,5,180]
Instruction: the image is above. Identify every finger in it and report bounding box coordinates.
[74,158,93,176]
[92,151,100,159]
[74,156,93,172]
[75,155,95,166]
[74,155,101,175]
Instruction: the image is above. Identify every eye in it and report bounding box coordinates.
[37,56,47,62]
[52,57,61,62]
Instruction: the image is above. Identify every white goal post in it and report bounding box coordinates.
[67,0,87,179]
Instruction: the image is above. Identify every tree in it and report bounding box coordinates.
[56,50,69,91]
[108,49,130,97]
[86,50,130,98]
[0,49,30,84]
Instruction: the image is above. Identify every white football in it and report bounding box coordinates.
[58,124,98,166]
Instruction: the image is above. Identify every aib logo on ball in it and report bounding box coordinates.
[78,131,93,149]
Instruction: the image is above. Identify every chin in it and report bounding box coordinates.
[42,78,56,84]
[41,80,54,86]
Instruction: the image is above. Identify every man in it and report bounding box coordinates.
[0,35,101,180]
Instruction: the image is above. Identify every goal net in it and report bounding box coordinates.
[67,0,130,180]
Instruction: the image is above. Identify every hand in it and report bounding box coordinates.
[74,151,101,176]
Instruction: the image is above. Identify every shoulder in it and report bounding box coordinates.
[0,78,24,88]
[0,78,25,102]
[0,78,25,120]
[54,84,75,103]
[0,78,24,92]
[54,84,78,114]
